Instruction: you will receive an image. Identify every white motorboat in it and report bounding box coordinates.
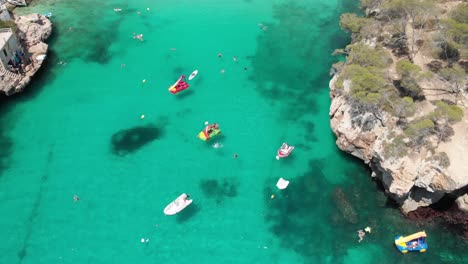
[276,178,290,190]
[163,193,192,215]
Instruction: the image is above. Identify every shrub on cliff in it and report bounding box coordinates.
[383,135,408,159]
[340,13,370,33]
[340,64,387,99]
[439,5,468,60]
[404,118,435,146]
[347,43,391,68]
[391,96,416,118]
[426,101,463,143]
[430,101,464,124]
[396,59,424,99]
[438,64,466,94]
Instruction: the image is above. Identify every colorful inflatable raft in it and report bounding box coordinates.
[394,231,428,253]
[169,75,189,94]
[198,123,221,141]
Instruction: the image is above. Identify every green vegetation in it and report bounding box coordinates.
[383,135,408,158]
[0,20,17,33]
[440,4,468,60]
[340,13,370,33]
[333,0,466,149]
[430,101,464,123]
[404,118,435,146]
[396,59,424,99]
[392,96,416,118]
[439,64,465,93]
[339,64,387,104]
[347,43,391,68]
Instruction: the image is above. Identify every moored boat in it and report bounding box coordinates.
[163,193,192,215]
[276,143,294,160]
[168,75,189,94]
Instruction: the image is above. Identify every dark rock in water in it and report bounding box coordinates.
[199,178,238,204]
[332,188,359,224]
[111,125,160,156]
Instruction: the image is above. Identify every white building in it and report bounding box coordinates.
[0,28,21,71]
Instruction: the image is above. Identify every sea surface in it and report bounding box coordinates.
[1,0,467,263]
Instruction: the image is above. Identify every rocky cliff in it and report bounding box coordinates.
[329,1,468,220]
[0,13,52,95]
[330,75,468,215]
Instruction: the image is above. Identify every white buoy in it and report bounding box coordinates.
[364,226,372,233]
[141,238,145,243]
[276,178,290,190]
[275,155,280,160]
[142,79,147,84]
[204,121,209,125]
[147,8,150,11]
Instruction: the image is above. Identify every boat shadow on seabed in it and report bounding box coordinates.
[174,89,194,99]
[175,204,200,223]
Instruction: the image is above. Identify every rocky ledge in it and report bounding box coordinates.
[0,13,52,95]
[330,75,468,214]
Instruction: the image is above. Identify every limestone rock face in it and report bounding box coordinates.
[456,194,468,214]
[329,75,468,215]
[15,14,52,43]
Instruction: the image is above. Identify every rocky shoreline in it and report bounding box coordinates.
[329,0,467,235]
[0,13,52,96]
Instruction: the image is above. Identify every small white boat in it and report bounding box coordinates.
[276,178,290,190]
[163,193,192,215]
[188,70,198,81]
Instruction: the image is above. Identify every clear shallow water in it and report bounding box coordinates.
[1,0,467,263]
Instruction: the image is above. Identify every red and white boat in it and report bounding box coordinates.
[276,143,294,160]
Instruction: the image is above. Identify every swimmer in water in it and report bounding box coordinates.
[233,154,238,159]
[217,53,222,58]
[357,230,365,243]
[233,56,237,62]
[213,142,223,149]
[73,194,80,202]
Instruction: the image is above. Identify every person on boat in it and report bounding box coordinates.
[206,123,219,134]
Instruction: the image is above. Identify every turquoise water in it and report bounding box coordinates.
[1,0,467,263]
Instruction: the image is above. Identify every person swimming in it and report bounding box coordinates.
[213,142,223,149]
[357,230,365,242]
